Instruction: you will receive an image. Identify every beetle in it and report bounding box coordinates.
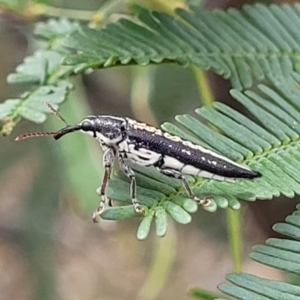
[16,103,261,222]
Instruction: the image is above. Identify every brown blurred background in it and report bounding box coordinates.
[0,0,298,299]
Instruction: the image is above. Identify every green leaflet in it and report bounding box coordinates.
[164,201,191,224]
[154,206,168,237]
[35,18,79,43]
[137,213,154,240]
[217,205,300,300]
[220,273,298,300]
[7,50,62,85]
[101,206,139,220]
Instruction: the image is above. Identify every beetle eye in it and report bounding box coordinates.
[81,121,93,131]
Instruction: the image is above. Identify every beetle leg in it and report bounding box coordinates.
[92,147,116,222]
[159,168,211,206]
[118,156,144,213]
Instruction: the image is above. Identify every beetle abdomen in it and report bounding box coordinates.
[125,122,261,181]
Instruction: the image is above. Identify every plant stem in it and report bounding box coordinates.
[35,4,96,20]
[144,0,186,15]
[226,208,243,272]
[193,67,215,107]
[1,0,125,24]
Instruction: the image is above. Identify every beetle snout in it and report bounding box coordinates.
[54,124,82,140]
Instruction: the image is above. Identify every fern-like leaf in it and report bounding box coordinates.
[0,50,71,135]
[0,19,78,135]
[217,204,300,300]
[58,3,300,90]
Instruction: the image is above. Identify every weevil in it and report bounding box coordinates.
[16,103,261,222]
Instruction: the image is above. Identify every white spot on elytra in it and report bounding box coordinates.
[181,149,191,155]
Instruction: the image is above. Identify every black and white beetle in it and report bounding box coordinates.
[16,103,261,222]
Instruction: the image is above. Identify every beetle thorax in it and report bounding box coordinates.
[80,116,126,146]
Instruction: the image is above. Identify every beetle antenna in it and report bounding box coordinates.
[15,103,70,141]
[15,131,57,141]
[46,102,69,126]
